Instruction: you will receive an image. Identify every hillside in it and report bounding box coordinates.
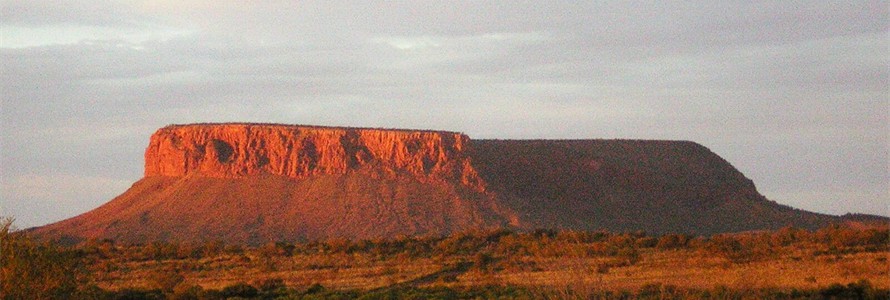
[31,123,875,243]
[472,140,838,234]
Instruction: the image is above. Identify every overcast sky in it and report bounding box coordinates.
[1,1,887,228]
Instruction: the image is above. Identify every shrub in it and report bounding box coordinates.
[635,236,658,248]
[595,263,610,274]
[819,280,888,299]
[637,283,678,298]
[305,283,327,294]
[435,233,485,256]
[532,229,557,239]
[171,283,202,300]
[138,241,188,261]
[588,242,618,256]
[813,225,890,251]
[616,246,641,265]
[258,242,295,257]
[473,252,495,272]
[705,235,752,262]
[256,277,286,292]
[770,226,808,247]
[224,244,244,255]
[220,282,258,298]
[656,234,690,250]
[1,217,86,299]
[77,238,118,259]
[112,288,165,300]
[200,240,224,258]
[147,269,184,292]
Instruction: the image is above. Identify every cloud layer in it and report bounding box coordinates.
[1,1,887,227]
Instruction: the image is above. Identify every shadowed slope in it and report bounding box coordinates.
[472,140,838,234]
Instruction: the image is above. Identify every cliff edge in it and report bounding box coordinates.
[145,124,485,190]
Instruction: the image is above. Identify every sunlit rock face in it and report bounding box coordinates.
[144,124,486,191]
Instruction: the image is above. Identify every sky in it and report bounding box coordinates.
[0,1,887,228]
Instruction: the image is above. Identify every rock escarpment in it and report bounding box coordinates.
[34,124,509,243]
[33,123,862,244]
[145,124,485,190]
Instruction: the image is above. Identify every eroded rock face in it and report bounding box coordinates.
[144,124,485,190]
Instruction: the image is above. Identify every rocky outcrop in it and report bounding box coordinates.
[32,123,875,244]
[144,124,485,190]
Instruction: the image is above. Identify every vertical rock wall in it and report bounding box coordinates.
[144,124,485,190]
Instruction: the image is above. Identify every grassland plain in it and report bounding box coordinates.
[5,218,888,299]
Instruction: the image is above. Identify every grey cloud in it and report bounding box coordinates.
[1,1,887,227]
[0,0,153,27]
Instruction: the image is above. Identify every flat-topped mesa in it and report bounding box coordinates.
[36,123,880,244]
[145,123,485,190]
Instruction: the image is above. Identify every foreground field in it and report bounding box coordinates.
[3,220,888,299]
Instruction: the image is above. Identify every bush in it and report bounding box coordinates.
[256,277,286,292]
[305,283,327,294]
[1,217,86,299]
[435,233,485,256]
[638,283,678,298]
[147,269,184,292]
[635,236,658,248]
[171,283,202,300]
[770,227,808,247]
[819,280,888,299]
[112,288,165,299]
[473,252,495,272]
[139,241,185,261]
[200,240,224,258]
[258,242,295,257]
[705,235,752,262]
[616,246,641,265]
[224,244,244,255]
[220,282,258,298]
[814,225,890,251]
[656,234,690,250]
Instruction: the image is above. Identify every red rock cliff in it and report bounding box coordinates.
[144,123,485,190]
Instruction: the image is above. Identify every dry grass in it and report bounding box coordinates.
[91,244,889,294]
[491,250,888,291]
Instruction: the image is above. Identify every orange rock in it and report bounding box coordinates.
[144,123,486,191]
